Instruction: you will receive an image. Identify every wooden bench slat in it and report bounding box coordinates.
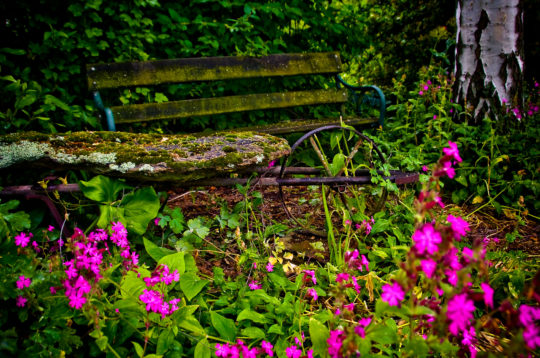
[87,52,342,90]
[226,116,379,135]
[112,89,348,124]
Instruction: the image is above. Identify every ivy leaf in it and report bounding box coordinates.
[121,187,160,235]
[79,175,131,203]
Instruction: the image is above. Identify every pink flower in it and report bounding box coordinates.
[345,219,351,225]
[16,295,27,307]
[434,160,456,179]
[518,305,540,349]
[16,275,31,290]
[352,276,361,294]
[447,215,469,240]
[381,282,405,307]
[253,262,257,269]
[336,272,350,283]
[445,269,458,286]
[360,254,370,272]
[215,343,231,357]
[154,217,160,226]
[422,165,429,172]
[327,330,345,358]
[261,340,274,357]
[449,135,469,154]
[423,85,429,91]
[343,303,355,312]
[480,282,494,308]
[68,294,87,309]
[420,258,437,278]
[266,262,274,272]
[48,225,55,232]
[434,195,445,208]
[446,293,476,335]
[307,349,314,358]
[268,160,276,168]
[433,115,437,120]
[303,270,316,285]
[50,286,57,294]
[248,280,262,290]
[307,288,318,301]
[419,90,424,96]
[285,345,302,358]
[354,317,372,338]
[14,232,30,247]
[412,223,442,255]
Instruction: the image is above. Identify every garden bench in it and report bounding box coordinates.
[86,52,386,135]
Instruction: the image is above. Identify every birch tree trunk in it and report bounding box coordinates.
[454,0,524,123]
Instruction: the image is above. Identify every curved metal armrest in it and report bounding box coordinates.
[92,91,116,131]
[336,75,386,127]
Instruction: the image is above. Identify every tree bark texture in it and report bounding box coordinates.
[454,0,524,123]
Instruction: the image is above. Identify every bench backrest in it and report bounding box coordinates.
[87,52,383,132]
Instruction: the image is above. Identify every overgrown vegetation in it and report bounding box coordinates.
[1,1,539,357]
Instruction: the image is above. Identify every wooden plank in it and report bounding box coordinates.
[112,89,348,124]
[225,116,379,135]
[87,52,342,90]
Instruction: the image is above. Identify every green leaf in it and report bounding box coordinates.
[268,324,283,335]
[210,311,237,341]
[95,336,108,351]
[132,341,144,358]
[404,337,429,357]
[309,318,329,357]
[121,271,148,299]
[121,187,160,234]
[157,329,174,355]
[237,308,267,324]
[329,153,346,176]
[194,338,211,358]
[144,237,175,262]
[179,272,208,301]
[240,326,265,339]
[158,252,186,275]
[79,175,131,203]
[368,322,398,345]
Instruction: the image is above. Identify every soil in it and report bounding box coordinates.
[164,185,540,278]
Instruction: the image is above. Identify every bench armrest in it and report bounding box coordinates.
[92,91,116,131]
[335,75,386,128]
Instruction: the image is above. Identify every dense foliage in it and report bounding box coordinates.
[1,1,539,357]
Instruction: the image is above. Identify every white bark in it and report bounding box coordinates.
[454,0,524,122]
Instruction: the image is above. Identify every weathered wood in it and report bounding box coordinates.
[227,116,379,135]
[0,131,290,183]
[111,89,347,124]
[87,52,342,90]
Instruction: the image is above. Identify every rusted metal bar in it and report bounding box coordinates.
[0,183,81,196]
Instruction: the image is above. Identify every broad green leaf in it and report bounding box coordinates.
[268,324,283,335]
[194,338,211,358]
[368,323,398,345]
[158,252,186,275]
[210,311,237,341]
[121,271,148,299]
[96,205,125,229]
[179,272,208,301]
[309,318,329,357]
[157,329,174,355]
[144,237,174,262]
[237,308,267,324]
[133,341,144,358]
[404,337,429,357]
[121,187,160,234]
[240,327,265,339]
[79,175,131,203]
[95,336,108,351]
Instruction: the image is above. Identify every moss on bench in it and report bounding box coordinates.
[0,131,290,183]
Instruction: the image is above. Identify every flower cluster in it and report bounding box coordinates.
[519,305,540,349]
[138,263,180,318]
[15,275,32,307]
[63,222,138,310]
[215,339,274,357]
[285,333,312,358]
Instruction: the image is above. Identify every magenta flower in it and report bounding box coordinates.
[16,295,27,307]
[248,280,262,290]
[518,305,540,349]
[434,160,456,179]
[16,275,31,290]
[266,262,274,272]
[215,343,231,357]
[360,254,370,272]
[443,141,462,163]
[68,294,87,309]
[303,270,316,285]
[381,282,405,307]
[50,286,57,294]
[412,223,442,255]
[344,303,355,312]
[327,330,345,358]
[445,269,458,286]
[352,276,361,294]
[268,160,276,168]
[354,317,372,338]
[261,340,274,357]
[480,282,494,308]
[336,272,350,283]
[285,345,302,358]
[422,165,429,172]
[48,225,55,232]
[420,258,437,278]
[419,90,424,96]
[446,293,476,335]
[14,232,30,247]
[447,215,469,240]
[154,217,161,226]
[307,288,318,301]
